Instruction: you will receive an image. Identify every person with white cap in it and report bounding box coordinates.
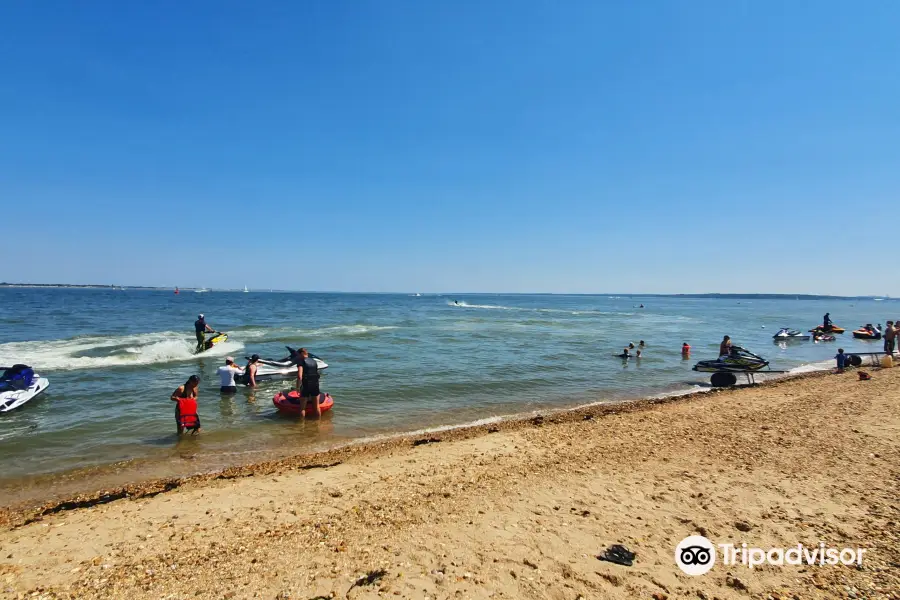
[194,314,215,353]
[217,357,244,394]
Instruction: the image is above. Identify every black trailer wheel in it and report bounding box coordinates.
[710,372,738,387]
[849,354,863,367]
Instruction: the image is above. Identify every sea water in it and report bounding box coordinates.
[0,288,894,503]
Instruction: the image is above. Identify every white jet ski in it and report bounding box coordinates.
[772,328,810,341]
[0,365,49,413]
[239,347,328,384]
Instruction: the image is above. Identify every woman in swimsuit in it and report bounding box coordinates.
[170,375,201,434]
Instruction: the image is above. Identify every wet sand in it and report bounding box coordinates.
[1,367,898,599]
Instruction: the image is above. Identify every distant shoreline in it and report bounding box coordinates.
[0,284,891,300]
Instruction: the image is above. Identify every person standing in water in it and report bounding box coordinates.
[244,354,260,387]
[719,335,732,357]
[681,342,691,358]
[217,357,243,394]
[170,375,201,434]
[295,348,322,418]
[194,314,214,352]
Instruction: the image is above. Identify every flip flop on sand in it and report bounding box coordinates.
[597,544,636,566]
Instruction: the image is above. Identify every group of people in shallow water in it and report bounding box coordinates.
[620,340,694,360]
[173,313,325,435]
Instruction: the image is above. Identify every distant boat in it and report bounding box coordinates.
[174,287,180,295]
[195,288,209,293]
[243,285,249,293]
[874,298,884,302]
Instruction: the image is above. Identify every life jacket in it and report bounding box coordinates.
[300,356,319,386]
[682,345,691,354]
[176,397,200,428]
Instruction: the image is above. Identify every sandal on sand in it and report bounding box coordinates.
[598,544,636,566]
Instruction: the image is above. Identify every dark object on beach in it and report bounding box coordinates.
[487,426,500,433]
[346,569,387,596]
[531,415,544,426]
[710,372,738,387]
[582,414,594,421]
[597,544,636,567]
[849,354,863,367]
[412,437,441,446]
[858,371,871,381]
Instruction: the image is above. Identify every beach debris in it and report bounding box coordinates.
[597,544,636,567]
[727,575,748,591]
[487,426,500,433]
[412,437,441,447]
[531,415,545,426]
[735,520,753,532]
[346,569,387,597]
[857,371,871,381]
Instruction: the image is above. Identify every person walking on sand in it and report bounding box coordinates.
[217,357,243,394]
[719,335,732,357]
[294,348,322,418]
[194,314,214,352]
[170,375,201,434]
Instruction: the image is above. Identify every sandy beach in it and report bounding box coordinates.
[1,367,898,600]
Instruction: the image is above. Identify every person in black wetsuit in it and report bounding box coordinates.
[823,313,833,331]
[294,348,322,418]
[194,314,214,352]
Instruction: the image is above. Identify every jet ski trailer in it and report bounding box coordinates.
[692,347,784,387]
[0,365,49,413]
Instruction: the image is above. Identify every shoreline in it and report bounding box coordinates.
[1,365,897,598]
[0,367,828,528]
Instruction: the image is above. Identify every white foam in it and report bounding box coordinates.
[0,332,244,371]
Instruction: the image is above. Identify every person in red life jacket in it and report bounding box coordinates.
[170,375,201,434]
[681,342,691,358]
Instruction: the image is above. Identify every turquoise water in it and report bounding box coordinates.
[0,289,895,499]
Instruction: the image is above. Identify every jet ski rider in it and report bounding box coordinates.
[194,314,215,352]
[294,348,322,418]
[823,313,833,331]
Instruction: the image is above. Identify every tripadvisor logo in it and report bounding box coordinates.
[675,536,867,575]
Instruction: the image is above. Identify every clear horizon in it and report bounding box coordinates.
[2,1,897,296]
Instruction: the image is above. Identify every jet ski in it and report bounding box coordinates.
[809,325,845,334]
[239,346,328,384]
[852,325,882,340]
[692,346,769,373]
[0,365,49,413]
[196,332,228,354]
[773,328,810,341]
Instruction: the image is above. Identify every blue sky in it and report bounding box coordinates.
[2,1,898,294]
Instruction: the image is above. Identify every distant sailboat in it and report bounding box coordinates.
[243,285,249,293]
